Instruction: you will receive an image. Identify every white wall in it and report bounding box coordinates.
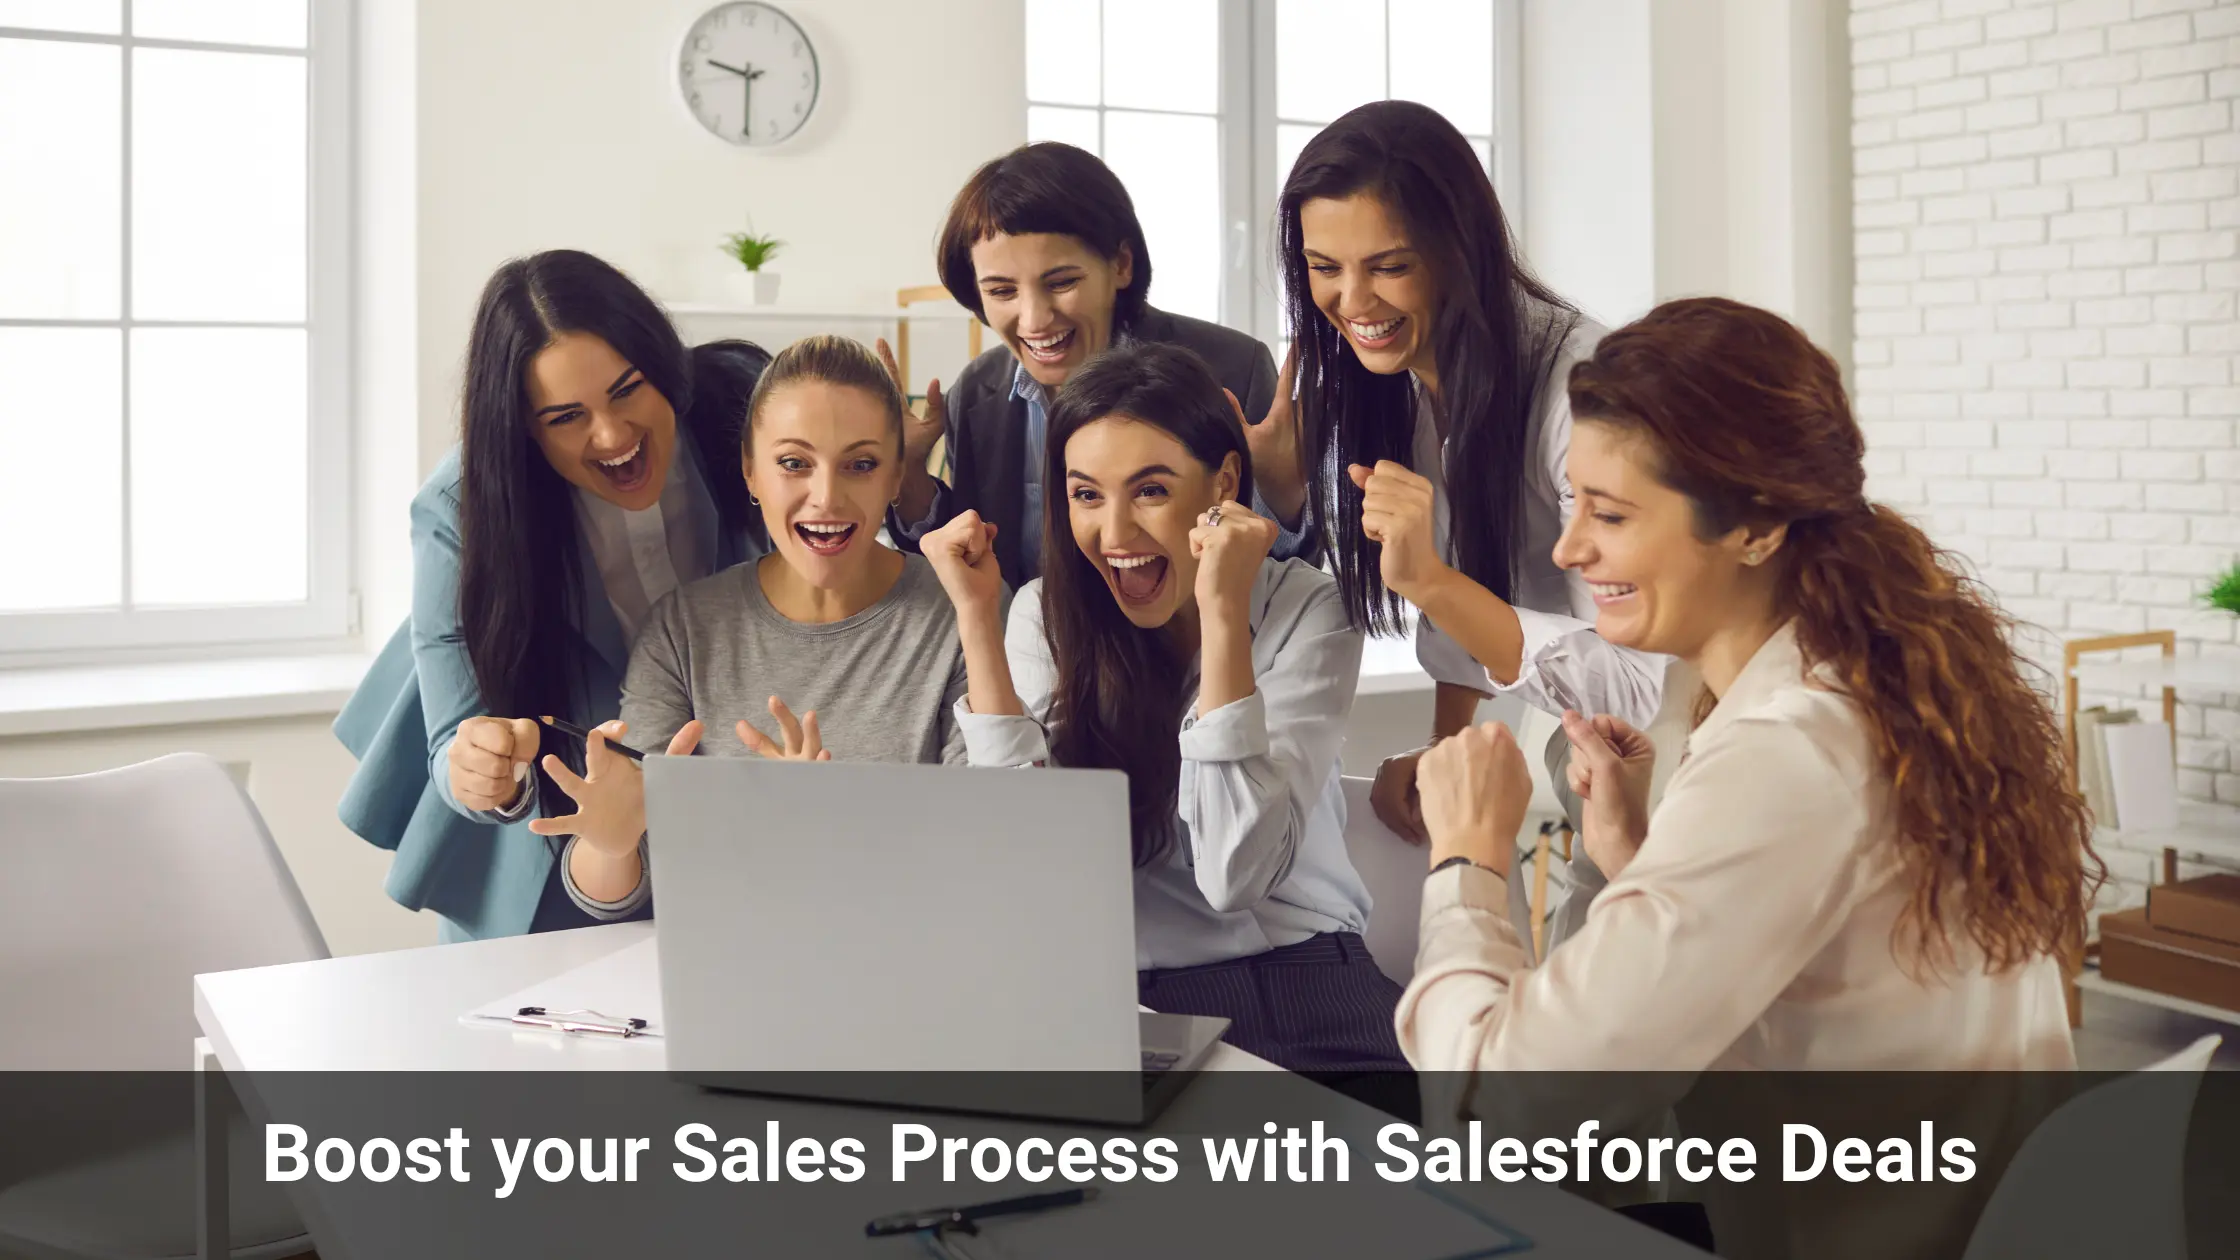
[1848,0,2240,902]
[409,0,1027,475]
[1521,0,1854,367]
[1522,0,1658,326]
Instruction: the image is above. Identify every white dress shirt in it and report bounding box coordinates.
[1410,304,1668,728]
[572,440,715,643]
[1399,620,2078,1074]
[957,558,1374,970]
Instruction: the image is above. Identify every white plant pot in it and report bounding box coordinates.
[724,269,780,306]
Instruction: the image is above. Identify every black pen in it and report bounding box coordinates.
[537,714,647,762]
[865,1187,1099,1237]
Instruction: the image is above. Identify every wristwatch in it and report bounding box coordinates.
[1431,854,1500,877]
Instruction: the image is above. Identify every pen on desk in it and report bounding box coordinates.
[865,1187,1099,1237]
[538,714,647,762]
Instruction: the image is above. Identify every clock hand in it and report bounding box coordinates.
[741,64,752,138]
[705,58,748,78]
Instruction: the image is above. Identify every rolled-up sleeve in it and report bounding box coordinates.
[560,834,652,920]
[1177,581,1361,915]
[958,583,1057,767]
[1492,602,1669,729]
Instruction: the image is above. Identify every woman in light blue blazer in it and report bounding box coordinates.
[334,250,770,941]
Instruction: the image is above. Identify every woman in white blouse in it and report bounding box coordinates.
[1263,101,1668,949]
[920,342,1406,1078]
[1403,297,2096,1081]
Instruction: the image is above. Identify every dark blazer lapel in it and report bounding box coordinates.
[573,535,629,675]
[973,372,1031,586]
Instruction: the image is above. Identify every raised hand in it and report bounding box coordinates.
[922,509,1004,615]
[525,721,699,857]
[1236,346,1305,524]
[876,337,948,479]
[1369,745,1431,843]
[736,695,832,762]
[1561,710,1656,878]
[1188,498,1278,626]
[1350,460,1449,606]
[1417,720,1535,876]
[448,715,540,813]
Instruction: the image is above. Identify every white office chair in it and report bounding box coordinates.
[1340,775,1428,984]
[1959,1033,2223,1260]
[0,753,327,1259]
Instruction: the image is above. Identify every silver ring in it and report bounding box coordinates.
[1205,504,1223,527]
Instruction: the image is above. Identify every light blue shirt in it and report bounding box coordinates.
[1011,362,1050,581]
[957,558,1372,971]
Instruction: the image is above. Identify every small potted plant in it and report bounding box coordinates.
[2208,559,2240,617]
[719,227,784,306]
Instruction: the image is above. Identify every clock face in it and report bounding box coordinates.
[678,2,820,147]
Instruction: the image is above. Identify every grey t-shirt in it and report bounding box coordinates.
[620,552,969,765]
[564,551,969,918]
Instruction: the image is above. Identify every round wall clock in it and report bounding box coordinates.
[677,2,820,147]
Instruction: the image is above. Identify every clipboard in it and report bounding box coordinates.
[460,937,666,1039]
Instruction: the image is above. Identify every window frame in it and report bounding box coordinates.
[1237,0,1523,345]
[0,0,355,667]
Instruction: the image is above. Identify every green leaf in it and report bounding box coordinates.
[2207,559,2240,616]
[719,231,785,271]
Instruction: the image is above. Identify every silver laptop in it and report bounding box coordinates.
[643,757,1229,1124]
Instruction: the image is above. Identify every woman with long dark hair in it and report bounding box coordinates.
[920,342,1404,1078]
[1270,102,1667,935]
[334,250,771,941]
[885,141,1315,589]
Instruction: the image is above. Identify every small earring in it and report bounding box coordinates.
[1744,550,1761,565]
[748,492,759,506]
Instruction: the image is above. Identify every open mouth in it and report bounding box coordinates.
[793,521,859,556]
[592,438,651,492]
[1586,580,1639,605]
[1019,328,1076,365]
[1347,316,1405,350]
[1106,553,1168,606]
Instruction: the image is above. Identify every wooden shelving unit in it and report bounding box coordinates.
[2062,631,2240,1027]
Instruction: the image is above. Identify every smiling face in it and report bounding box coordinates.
[971,232,1133,390]
[1300,192,1440,384]
[1554,419,1772,660]
[1063,416,1238,631]
[742,381,903,589]
[525,331,676,511]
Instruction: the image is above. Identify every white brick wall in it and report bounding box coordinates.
[1851,0,2240,898]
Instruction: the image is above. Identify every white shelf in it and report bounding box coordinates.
[2093,800,2240,864]
[2075,967,2240,1027]
[2071,655,2240,693]
[668,302,976,322]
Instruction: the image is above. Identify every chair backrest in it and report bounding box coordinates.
[0,753,329,1069]
[1959,1033,2221,1260]
[1340,775,1427,984]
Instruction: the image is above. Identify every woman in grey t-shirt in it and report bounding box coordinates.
[527,336,971,919]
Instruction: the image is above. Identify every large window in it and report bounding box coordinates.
[1025,0,1517,341]
[0,0,351,662]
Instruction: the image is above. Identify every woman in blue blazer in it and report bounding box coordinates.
[334,250,770,941]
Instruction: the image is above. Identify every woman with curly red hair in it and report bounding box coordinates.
[1400,296,2098,1076]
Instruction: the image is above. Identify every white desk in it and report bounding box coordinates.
[195,924,1696,1259]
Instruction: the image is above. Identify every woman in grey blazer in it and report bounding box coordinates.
[884,142,1316,588]
[333,251,771,941]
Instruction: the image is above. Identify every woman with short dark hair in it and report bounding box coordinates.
[886,142,1315,588]
[334,250,771,941]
